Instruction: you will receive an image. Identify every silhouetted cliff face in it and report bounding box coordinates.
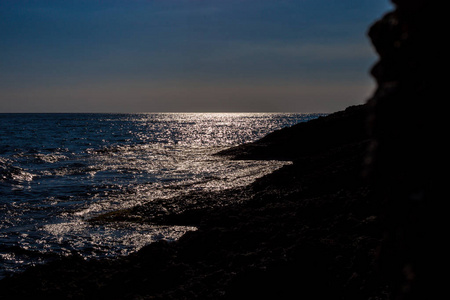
[366,1,440,299]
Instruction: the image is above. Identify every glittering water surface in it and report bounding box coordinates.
[0,113,322,278]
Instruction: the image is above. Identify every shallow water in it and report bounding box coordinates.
[0,112,322,278]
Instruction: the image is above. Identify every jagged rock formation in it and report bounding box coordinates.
[366,1,440,299]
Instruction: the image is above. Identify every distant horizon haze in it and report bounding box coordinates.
[0,0,392,113]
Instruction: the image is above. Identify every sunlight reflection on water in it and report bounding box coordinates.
[0,112,323,278]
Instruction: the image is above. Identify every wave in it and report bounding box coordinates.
[33,153,68,164]
[12,152,69,164]
[0,158,35,183]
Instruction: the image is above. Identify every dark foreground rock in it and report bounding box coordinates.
[365,1,442,299]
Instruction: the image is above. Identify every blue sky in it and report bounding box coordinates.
[0,0,392,112]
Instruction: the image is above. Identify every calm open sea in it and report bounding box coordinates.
[0,113,322,278]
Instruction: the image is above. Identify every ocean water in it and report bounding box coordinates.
[0,113,322,278]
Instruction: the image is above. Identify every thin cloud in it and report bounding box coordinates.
[204,41,375,62]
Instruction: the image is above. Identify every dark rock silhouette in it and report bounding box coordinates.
[0,1,437,299]
[366,1,440,299]
[217,104,369,161]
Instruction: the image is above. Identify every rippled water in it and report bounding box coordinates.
[0,113,322,278]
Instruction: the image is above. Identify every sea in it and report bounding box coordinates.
[0,112,323,279]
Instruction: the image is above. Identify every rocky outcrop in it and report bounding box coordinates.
[217,104,370,161]
[365,1,441,299]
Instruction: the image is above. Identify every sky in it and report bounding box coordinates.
[0,0,393,113]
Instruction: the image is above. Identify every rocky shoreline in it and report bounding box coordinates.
[0,104,387,299]
[0,1,438,299]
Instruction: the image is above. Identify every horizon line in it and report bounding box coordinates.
[0,111,331,115]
